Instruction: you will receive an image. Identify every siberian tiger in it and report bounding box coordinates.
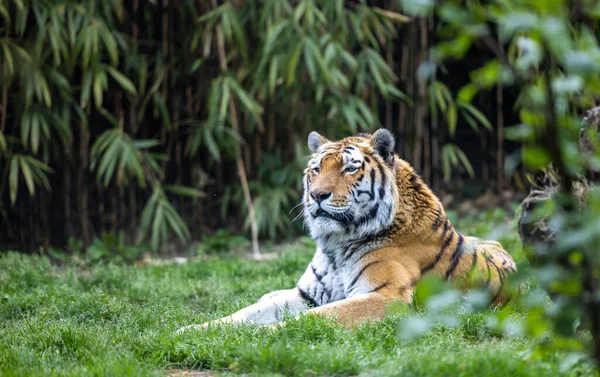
[178,129,517,332]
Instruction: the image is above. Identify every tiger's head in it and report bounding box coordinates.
[303,129,399,242]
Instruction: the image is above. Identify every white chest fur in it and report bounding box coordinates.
[296,245,378,306]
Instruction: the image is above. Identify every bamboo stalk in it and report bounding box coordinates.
[412,18,427,172]
[428,15,439,193]
[398,35,408,157]
[267,104,275,149]
[19,200,26,252]
[78,123,91,244]
[64,158,73,240]
[0,86,6,133]
[496,33,504,192]
[385,43,393,131]
[40,189,49,251]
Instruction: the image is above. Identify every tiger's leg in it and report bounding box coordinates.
[176,288,310,333]
[304,290,412,327]
[271,259,417,328]
[264,288,412,330]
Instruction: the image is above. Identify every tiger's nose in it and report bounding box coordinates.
[310,190,332,203]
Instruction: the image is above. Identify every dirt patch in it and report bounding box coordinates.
[165,369,220,377]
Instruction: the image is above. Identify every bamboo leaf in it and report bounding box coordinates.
[204,128,221,162]
[9,156,19,204]
[80,71,93,107]
[99,24,119,66]
[93,69,106,108]
[137,190,158,244]
[306,39,330,83]
[128,145,146,187]
[31,111,40,154]
[219,80,230,121]
[0,131,6,154]
[286,41,303,86]
[190,58,204,74]
[448,104,457,137]
[303,41,317,81]
[268,56,279,96]
[133,139,160,150]
[164,184,204,198]
[105,66,137,96]
[263,21,288,56]
[164,207,187,243]
[455,146,475,178]
[373,7,411,23]
[0,42,14,75]
[152,201,164,250]
[20,111,31,148]
[18,156,35,195]
[459,102,493,131]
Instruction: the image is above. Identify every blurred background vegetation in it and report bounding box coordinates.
[0,0,527,254]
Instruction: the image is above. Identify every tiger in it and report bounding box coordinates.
[177,129,517,332]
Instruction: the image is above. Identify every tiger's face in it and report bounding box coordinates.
[303,129,398,241]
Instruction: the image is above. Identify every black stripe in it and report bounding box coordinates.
[369,281,389,293]
[409,173,418,184]
[468,251,479,274]
[349,260,382,289]
[441,219,450,240]
[431,204,443,231]
[444,234,465,278]
[356,247,378,263]
[377,162,387,199]
[353,203,379,229]
[342,243,360,260]
[421,231,455,274]
[298,286,318,307]
[364,156,371,163]
[311,263,324,282]
[355,169,375,200]
[490,264,506,302]
[484,257,492,287]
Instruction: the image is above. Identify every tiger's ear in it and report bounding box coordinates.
[370,129,395,165]
[308,131,329,153]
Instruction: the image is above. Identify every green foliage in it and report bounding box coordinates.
[85,233,147,265]
[197,229,250,255]
[138,187,191,251]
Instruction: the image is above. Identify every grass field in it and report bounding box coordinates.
[0,208,596,376]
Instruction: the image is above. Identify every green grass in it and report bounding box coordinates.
[0,208,596,376]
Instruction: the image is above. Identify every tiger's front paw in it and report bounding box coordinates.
[176,315,249,334]
[176,322,211,334]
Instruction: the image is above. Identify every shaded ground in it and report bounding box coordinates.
[0,208,595,376]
